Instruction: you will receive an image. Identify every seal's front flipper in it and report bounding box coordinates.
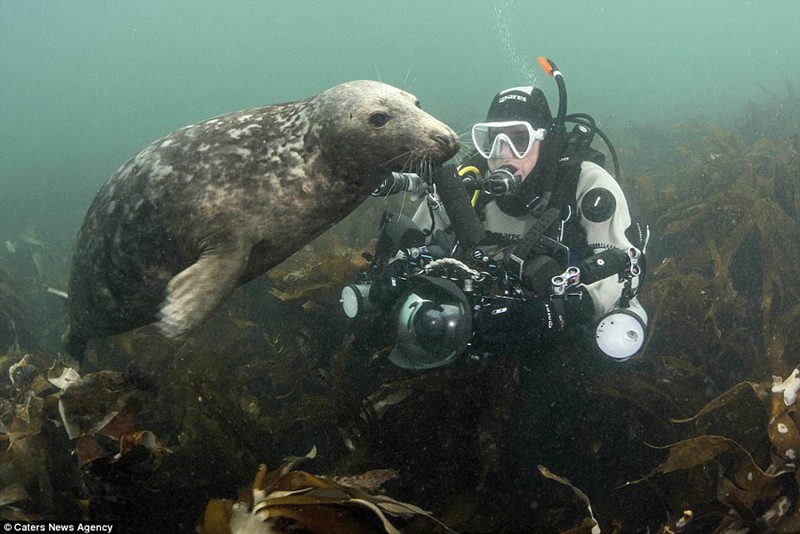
[157,251,247,338]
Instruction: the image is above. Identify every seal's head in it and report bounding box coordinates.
[311,80,459,179]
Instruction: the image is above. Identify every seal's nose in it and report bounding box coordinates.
[435,133,460,155]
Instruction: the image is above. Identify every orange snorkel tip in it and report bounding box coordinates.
[535,56,567,138]
[537,56,556,77]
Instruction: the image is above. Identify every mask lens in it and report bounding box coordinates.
[501,124,531,155]
[471,121,545,159]
[472,124,494,157]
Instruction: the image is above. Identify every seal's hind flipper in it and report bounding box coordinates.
[157,251,247,338]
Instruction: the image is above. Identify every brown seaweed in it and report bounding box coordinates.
[622,370,800,532]
[202,456,456,534]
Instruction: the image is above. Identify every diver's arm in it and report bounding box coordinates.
[576,161,648,360]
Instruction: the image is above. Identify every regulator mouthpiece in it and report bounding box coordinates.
[483,167,520,196]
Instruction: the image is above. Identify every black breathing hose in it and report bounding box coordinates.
[433,168,486,248]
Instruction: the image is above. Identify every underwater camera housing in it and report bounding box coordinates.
[339,212,475,370]
[388,276,472,370]
[340,209,648,368]
[341,276,474,370]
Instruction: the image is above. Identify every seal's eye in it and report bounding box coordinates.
[369,112,389,128]
[415,100,421,109]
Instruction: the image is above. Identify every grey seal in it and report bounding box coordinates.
[64,80,458,359]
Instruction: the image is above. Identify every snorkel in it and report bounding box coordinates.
[539,55,622,181]
[537,56,567,138]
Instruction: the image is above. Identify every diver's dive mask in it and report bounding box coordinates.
[471,121,546,160]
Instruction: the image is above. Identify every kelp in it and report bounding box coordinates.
[0,358,161,521]
[202,451,456,534]
[736,80,800,146]
[623,370,800,532]
[0,227,72,356]
[267,234,372,302]
[537,466,600,534]
[637,115,800,385]
[0,267,40,354]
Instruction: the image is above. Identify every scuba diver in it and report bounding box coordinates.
[342,58,649,370]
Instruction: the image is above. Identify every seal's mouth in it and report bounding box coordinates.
[375,125,459,177]
[399,135,460,174]
[412,133,458,168]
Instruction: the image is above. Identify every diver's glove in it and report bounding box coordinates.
[506,254,562,297]
[431,165,485,248]
[472,296,565,351]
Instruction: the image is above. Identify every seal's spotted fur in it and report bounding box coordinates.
[65,80,458,359]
